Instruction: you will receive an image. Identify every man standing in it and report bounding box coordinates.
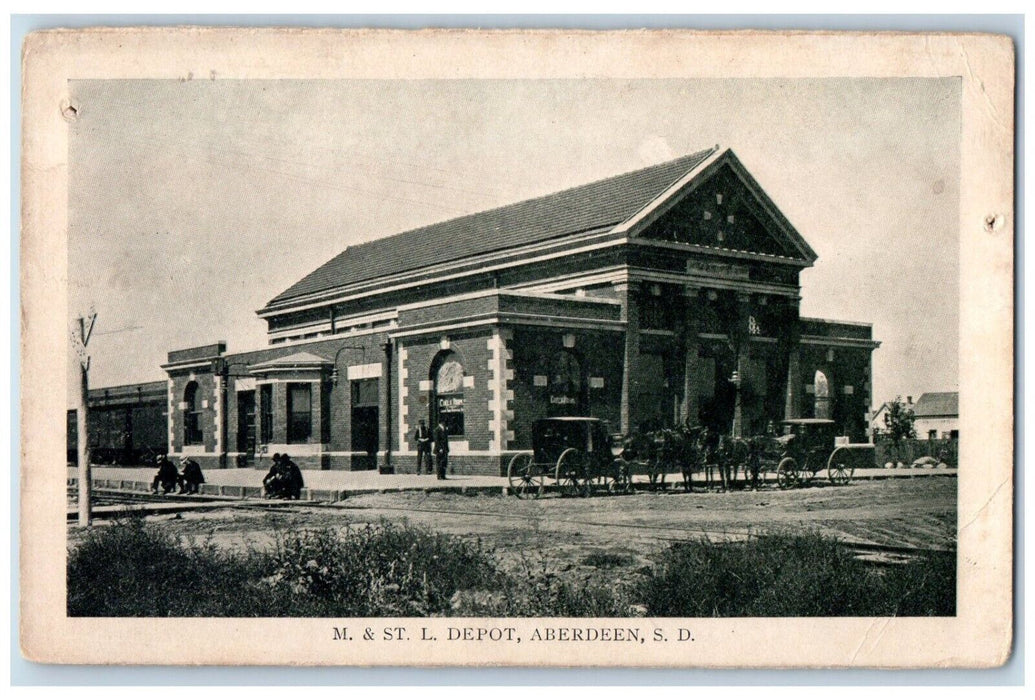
[414,419,432,474]
[433,420,449,480]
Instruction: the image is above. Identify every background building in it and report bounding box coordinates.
[912,392,960,440]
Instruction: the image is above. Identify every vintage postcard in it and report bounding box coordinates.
[20,29,1014,667]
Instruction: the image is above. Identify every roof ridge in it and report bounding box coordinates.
[266,146,720,306]
[336,146,718,256]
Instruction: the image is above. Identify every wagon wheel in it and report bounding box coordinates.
[607,459,634,495]
[556,448,592,498]
[507,453,543,499]
[827,447,855,486]
[776,457,799,490]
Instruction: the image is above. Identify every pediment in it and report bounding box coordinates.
[631,154,816,263]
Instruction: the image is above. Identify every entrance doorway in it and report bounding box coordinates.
[350,378,379,470]
[698,343,737,434]
[236,391,256,467]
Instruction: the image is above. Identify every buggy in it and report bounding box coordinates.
[749,418,856,489]
[506,417,630,498]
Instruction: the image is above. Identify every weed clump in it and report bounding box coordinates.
[68,518,503,617]
[638,531,956,617]
[67,521,955,618]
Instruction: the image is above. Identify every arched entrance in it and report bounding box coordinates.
[547,349,586,417]
[430,350,465,436]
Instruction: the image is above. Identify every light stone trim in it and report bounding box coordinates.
[397,343,409,451]
[167,378,175,453]
[486,329,514,452]
[213,374,222,454]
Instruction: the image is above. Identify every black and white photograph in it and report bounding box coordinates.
[20,28,1013,668]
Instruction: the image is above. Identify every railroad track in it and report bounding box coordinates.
[225,498,953,560]
[71,488,953,561]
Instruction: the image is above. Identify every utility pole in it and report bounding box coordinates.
[71,308,96,527]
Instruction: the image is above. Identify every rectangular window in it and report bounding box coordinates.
[185,409,203,445]
[351,378,379,407]
[640,295,673,330]
[260,384,273,444]
[287,383,312,444]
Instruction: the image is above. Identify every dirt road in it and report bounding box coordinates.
[115,477,955,576]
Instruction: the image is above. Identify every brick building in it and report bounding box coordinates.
[160,146,880,474]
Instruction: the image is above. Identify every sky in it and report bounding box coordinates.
[67,78,960,407]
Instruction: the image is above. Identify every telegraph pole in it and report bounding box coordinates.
[71,309,96,527]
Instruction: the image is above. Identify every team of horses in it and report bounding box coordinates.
[616,422,782,492]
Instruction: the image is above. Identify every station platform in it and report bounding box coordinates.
[68,464,957,507]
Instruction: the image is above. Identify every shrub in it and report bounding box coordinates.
[68,518,506,617]
[259,522,505,616]
[67,516,265,617]
[639,531,955,617]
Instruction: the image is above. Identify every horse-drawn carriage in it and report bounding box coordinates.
[506,417,631,498]
[612,425,715,491]
[506,415,859,498]
[748,418,856,489]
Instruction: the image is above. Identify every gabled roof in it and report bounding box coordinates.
[266,147,718,307]
[913,392,959,418]
[249,351,331,373]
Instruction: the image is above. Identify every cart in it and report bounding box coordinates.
[506,417,629,498]
[752,418,857,489]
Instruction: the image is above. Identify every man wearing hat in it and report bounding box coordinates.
[178,456,205,494]
[151,454,179,494]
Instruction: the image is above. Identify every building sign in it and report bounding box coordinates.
[550,396,577,406]
[346,362,382,380]
[438,396,464,411]
[686,260,751,280]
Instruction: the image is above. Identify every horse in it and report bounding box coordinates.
[618,424,705,491]
[708,432,752,492]
[651,425,703,492]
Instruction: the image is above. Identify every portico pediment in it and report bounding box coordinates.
[628,150,817,265]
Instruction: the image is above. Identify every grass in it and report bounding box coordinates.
[68,519,955,617]
[639,531,956,617]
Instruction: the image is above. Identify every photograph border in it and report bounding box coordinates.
[12,15,1022,683]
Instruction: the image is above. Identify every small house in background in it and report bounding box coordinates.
[912,392,959,440]
[869,395,914,437]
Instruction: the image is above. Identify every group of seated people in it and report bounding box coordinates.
[150,454,205,495]
[149,453,303,499]
[262,453,304,500]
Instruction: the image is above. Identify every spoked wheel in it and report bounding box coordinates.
[507,453,543,499]
[777,457,799,490]
[556,448,592,498]
[607,459,634,495]
[827,447,855,486]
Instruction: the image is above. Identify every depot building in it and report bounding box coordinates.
[161,146,880,474]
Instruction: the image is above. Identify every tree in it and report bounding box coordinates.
[878,396,917,460]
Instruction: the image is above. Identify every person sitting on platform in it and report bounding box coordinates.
[263,453,287,499]
[150,454,179,495]
[178,457,205,494]
[281,453,304,500]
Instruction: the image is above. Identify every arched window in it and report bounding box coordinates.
[184,381,203,445]
[549,349,584,416]
[814,370,831,420]
[431,351,465,437]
